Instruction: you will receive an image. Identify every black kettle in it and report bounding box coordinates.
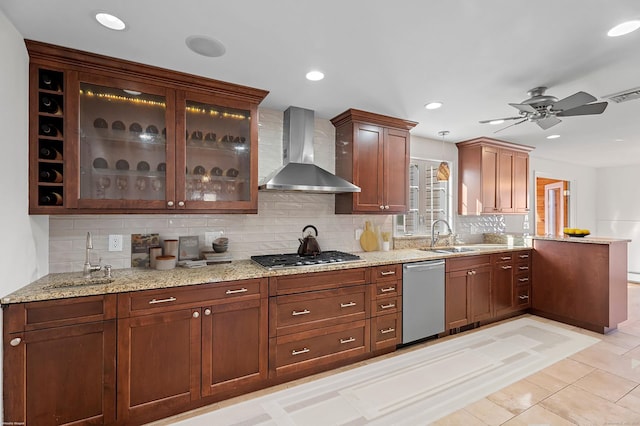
[298,225,321,256]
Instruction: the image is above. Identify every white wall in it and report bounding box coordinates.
[0,9,50,422]
[596,166,640,282]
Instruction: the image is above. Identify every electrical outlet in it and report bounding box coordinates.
[205,231,223,247]
[108,234,123,252]
[355,229,363,240]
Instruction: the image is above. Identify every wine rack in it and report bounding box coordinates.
[34,67,65,208]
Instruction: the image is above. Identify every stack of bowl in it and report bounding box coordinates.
[212,237,229,253]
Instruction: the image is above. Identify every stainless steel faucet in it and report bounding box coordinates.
[431,219,453,247]
[83,232,102,278]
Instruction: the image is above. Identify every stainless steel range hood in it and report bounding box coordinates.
[258,106,361,193]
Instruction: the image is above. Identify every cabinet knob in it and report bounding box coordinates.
[379,205,385,210]
[204,308,211,316]
[167,201,174,207]
[10,337,21,347]
[178,201,185,207]
[384,205,390,210]
[192,311,200,318]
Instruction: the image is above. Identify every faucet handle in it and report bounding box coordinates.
[103,265,112,278]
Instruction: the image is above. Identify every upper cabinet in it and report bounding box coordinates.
[27,41,268,214]
[457,137,533,215]
[331,109,417,214]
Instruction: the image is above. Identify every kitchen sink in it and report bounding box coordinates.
[43,277,115,289]
[420,247,477,254]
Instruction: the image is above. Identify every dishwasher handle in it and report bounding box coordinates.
[403,260,445,272]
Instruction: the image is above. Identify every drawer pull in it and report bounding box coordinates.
[519,294,530,300]
[518,277,529,283]
[501,265,512,270]
[380,303,396,309]
[292,309,311,316]
[10,337,22,347]
[225,288,248,295]
[380,270,396,276]
[149,297,177,304]
[380,286,396,293]
[340,302,357,308]
[380,327,395,334]
[519,266,529,270]
[291,347,310,356]
[519,254,529,259]
[340,337,356,344]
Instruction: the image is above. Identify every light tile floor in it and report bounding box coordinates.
[151,284,640,425]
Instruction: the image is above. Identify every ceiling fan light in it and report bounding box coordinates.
[489,119,505,125]
[546,134,561,139]
[607,20,640,37]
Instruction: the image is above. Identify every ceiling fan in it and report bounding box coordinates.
[479,86,608,132]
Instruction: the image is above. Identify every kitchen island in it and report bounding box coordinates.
[531,235,630,333]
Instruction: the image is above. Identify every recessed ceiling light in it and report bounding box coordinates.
[425,102,443,110]
[607,20,640,37]
[305,71,325,81]
[546,134,561,139]
[615,138,625,142]
[185,35,226,57]
[95,12,126,31]
[489,119,504,125]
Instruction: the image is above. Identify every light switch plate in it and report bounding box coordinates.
[355,229,363,240]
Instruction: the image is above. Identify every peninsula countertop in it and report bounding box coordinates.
[1,244,533,305]
[531,235,631,244]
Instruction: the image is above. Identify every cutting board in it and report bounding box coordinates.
[360,221,379,251]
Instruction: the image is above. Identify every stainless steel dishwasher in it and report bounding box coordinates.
[402,260,445,344]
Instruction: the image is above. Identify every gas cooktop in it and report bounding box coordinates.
[250,251,362,270]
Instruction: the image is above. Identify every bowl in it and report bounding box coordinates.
[212,244,228,253]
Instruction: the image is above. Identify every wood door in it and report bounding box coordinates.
[383,128,410,212]
[470,265,493,322]
[4,321,116,426]
[513,151,530,212]
[201,298,268,398]
[481,146,499,213]
[445,270,471,329]
[352,123,384,212]
[497,149,514,212]
[544,181,565,235]
[493,260,515,317]
[117,308,201,423]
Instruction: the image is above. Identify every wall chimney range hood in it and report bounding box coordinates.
[258,106,361,193]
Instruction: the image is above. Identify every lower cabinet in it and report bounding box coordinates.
[2,295,117,426]
[116,278,268,424]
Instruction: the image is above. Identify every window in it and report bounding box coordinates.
[394,159,451,236]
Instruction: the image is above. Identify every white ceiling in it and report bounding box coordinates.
[2,0,639,167]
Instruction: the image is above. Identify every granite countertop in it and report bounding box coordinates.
[532,235,632,244]
[1,244,532,305]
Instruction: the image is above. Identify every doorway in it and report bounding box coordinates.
[536,177,569,235]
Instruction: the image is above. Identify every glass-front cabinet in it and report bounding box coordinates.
[27,40,267,214]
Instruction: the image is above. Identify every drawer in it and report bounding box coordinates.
[118,278,266,317]
[370,296,401,316]
[269,267,369,296]
[446,255,491,272]
[371,264,402,283]
[515,262,531,274]
[371,313,401,351]
[271,321,368,372]
[515,273,531,286]
[514,250,532,262]
[270,286,368,336]
[372,280,402,299]
[5,295,117,333]
[491,253,514,263]
[515,285,531,308]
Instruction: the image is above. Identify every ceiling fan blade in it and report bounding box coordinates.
[537,116,562,130]
[494,118,527,133]
[556,102,608,116]
[479,116,524,124]
[551,91,597,112]
[509,103,537,113]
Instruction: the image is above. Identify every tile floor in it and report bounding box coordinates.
[151,284,640,425]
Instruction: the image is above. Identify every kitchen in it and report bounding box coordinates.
[2,2,640,425]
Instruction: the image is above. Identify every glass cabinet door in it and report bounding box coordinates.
[76,74,175,209]
[175,91,257,210]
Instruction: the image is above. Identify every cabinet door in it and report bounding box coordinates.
[175,91,258,212]
[481,146,499,213]
[493,259,515,317]
[445,270,471,329]
[4,321,116,426]
[117,308,201,423]
[72,72,177,210]
[353,123,385,212]
[201,298,267,397]
[513,151,530,212]
[498,149,514,212]
[470,265,493,322]
[384,128,410,212]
